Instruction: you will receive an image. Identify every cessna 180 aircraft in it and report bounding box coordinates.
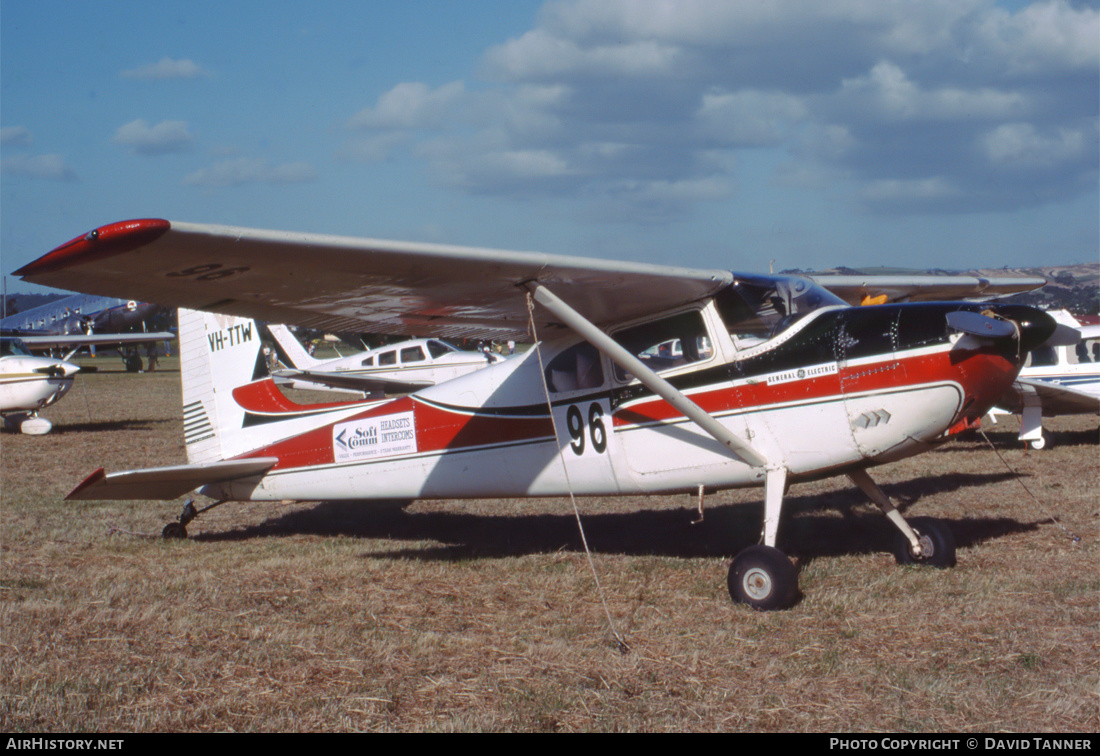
[16,219,1057,609]
[267,323,501,394]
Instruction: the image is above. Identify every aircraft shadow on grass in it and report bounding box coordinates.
[51,418,177,434]
[942,425,1099,451]
[197,470,1042,562]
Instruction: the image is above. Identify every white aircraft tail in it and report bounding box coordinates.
[179,308,269,464]
[267,323,322,369]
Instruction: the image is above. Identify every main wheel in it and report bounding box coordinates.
[727,545,798,610]
[1028,433,1049,451]
[893,517,956,568]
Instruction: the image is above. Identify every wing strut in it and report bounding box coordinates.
[525,282,769,470]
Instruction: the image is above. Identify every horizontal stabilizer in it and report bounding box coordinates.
[273,368,432,394]
[67,457,279,501]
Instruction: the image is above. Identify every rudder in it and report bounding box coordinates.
[179,308,267,464]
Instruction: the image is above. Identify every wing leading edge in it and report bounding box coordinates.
[17,219,732,341]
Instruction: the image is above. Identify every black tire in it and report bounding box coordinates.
[727,545,798,610]
[893,517,956,568]
[162,522,187,539]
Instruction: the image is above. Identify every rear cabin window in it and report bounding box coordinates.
[360,356,374,366]
[611,310,712,382]
[378,350,397,366]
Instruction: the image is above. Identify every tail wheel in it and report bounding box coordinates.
[893,517,956,568]
[161,522,187,539]
[728,545,798,611]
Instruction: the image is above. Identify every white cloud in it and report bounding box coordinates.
[348,81,467,131]
[1,126,33,146]
[121,57,210,80]
[342,0,1097,219]
[1,153,76,181]
[981,121,1091,168]
[112,119,194,155]
[183,158,317,187]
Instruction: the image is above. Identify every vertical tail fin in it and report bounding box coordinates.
[179,308,267,464]
[267,323,322,369]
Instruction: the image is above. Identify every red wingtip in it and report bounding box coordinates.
[15,219,171,279]
[67,467,107,500]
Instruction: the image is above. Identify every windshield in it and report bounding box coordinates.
[0,337,33,357]
[715,274,845,348]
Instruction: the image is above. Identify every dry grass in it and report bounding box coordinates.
[2,358,1097,732]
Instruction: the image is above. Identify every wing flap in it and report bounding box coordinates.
[67,457,279,501]
[17,219,732,340]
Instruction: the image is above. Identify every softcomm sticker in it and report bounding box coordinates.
[333,411,417,462]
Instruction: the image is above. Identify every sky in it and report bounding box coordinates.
[2,0,1097,294]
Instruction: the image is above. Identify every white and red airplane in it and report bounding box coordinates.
[266,323,501,395]
[15,219,1057,609]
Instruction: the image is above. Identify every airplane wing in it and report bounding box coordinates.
[811,275,1046,305]
[272,368,432,395]
[998,377,1100,416]
[16,331,176,349]
[67,458,280,501]
[16,219,733,341]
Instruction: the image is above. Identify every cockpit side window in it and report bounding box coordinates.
[427,340,454,359]
[610,310,713,382]
[715,274,845,349]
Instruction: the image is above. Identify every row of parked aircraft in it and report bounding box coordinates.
[8,217,1097,609]
[1,293,175,434]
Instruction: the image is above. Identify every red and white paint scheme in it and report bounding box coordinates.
[266,323,501,395]
[0,336,80,434]
[16,219,1056,608]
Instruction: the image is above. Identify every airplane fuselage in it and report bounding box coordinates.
[206,299,1029,503]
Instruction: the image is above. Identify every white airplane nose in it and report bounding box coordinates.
[60,360,81,378]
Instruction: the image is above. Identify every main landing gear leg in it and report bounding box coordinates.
[728,466,799,611]
[847,468,956,568]
[161,498,229,539]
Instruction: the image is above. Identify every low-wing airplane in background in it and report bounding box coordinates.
[1,335,80,434]
[267,323,501,395]
[2,293,175,371]
[16,219,1058,609]
[989,310,1100,450]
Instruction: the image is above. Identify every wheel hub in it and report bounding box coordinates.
[742,567,774,600]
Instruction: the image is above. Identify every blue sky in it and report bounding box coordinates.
[3,0,1097,293]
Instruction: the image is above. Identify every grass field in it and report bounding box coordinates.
[2,357,1097,732]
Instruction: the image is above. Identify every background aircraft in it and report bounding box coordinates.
[989,310,1100,449]
[267,323,502,394]
[0,336,79,434]
[1,293,174,371]
[16,219,1057,609]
